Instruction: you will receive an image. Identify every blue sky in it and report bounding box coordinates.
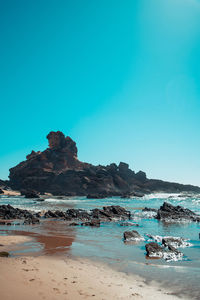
[1,0,200,185]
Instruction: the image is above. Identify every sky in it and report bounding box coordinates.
[0,0,200,186]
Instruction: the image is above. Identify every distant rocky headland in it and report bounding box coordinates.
[1,131,200,197]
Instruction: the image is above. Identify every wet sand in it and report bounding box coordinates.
[2,189,20,196]
[0,235,187,300]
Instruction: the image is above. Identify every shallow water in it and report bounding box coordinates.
[1,193,200,299]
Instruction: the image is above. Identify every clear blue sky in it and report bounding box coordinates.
[1,0,200,186]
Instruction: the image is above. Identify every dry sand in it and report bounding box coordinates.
[0,235,187,300]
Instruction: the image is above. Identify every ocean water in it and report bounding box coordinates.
[1,193,200,299]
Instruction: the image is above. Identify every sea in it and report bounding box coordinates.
[1,193,200,299]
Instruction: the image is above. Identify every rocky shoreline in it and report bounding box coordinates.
[0,201,199,263]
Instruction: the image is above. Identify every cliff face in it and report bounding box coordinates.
[9,131,200,196]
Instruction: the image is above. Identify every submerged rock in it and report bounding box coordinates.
[120,222,139,227]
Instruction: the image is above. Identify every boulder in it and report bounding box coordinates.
[21,189,39,199]
[123,230,142,242]
[145,242,163,257]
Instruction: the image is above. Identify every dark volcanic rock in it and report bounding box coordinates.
[123,230,143,242]
[0,204,38,220]
[81,219,100,227]
[23,217,40,225]
[21,189,39,199]
[0,188,4,194]
[43,205,131,222]
[65,209,91,220]
[91,206,131,220]
[156,202,200,221]
[121,191,145,198]
[142,207,158,213]
[8,131,200,196]
[145,242,163,257]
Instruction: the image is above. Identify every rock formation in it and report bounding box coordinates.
[8,131,200,196]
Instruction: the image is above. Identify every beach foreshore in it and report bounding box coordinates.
[0,235,187,300]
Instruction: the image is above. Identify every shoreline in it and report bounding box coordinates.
[0,235,187,300]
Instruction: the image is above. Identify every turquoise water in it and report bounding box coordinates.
[1,193,200,299]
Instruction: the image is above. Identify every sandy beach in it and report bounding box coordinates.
[0,235,187,300]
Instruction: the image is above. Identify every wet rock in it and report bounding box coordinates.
[156,202,200,222]
[44,210,65,218]
[91,206,131,221]
[0,251,9,257]
[44,210,58,218]
[142,207,158,213]
[34,199,45,202]
[0,204,38,220]
[0,188,4,194]
[121,192,144,198]
[123,230,143,242]
[65,209,91,220]
[43,205,131,222]
[162,249,183,262]
[21,189,39,199]
[23,217,40,225]
[147,234,192,249]
[81,219,100,227]
[0,221,6,225]
[162,237,191,248]
[145,242,163,257]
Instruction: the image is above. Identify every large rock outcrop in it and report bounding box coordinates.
[8,131,200,196]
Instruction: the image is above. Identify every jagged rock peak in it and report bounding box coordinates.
[47,131,78,157]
